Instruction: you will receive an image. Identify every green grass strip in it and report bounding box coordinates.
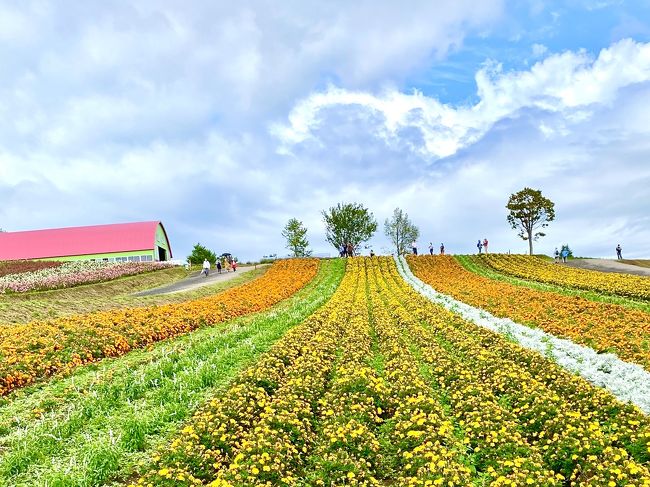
[0,259,345,487]
[455,255,650,314]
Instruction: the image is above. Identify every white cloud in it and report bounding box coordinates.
[274,39,650,160]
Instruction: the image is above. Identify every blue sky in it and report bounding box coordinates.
[1,0,650,260]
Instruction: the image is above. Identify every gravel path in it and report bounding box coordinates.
[564,258,650,277]
[133,265,262,296]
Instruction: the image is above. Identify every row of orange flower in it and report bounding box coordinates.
[480,254,650,300]
[132,257,650,486]
[407,255,650,372]
[0,259,319,396]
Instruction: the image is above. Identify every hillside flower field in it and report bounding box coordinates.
[131,257,650,486]
[0,258,318,396]
[480,254,650,300]
[0,260,175,293]
[1,255,649,486]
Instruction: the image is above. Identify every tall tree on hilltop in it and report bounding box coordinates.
[187,243,217,265]
[322,202,377,254]
[384,207,419,255]
[282,218,311,257]
[506,187,556,255]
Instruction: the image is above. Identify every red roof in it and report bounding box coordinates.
[0,221,172,261]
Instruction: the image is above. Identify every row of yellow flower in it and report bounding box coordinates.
[407,255,650,371]
[130,256,360,486]
[479,254,650,300]
[132,257,650,485]
[0,259,319,396]
[384,257,650,485]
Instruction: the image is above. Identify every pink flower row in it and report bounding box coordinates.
[0,261,174,293]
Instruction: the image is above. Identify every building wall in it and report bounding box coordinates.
[155,224,171,260]
[37,250,155,262]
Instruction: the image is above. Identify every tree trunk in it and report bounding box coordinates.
[528,230,533,255]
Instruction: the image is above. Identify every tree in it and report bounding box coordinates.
[187,242,217,265]
[322,202,377,253]
[384,208,420,255]
[282,218,311,257]
[506,187,556,255]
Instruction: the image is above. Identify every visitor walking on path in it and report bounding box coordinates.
[202,259,210,277]
[440,243,445,255]
[216,260,222,274]
[554,248,560,263]
[561,248,569,263]
[347,242,354,258]
[429,242,434,255]
[616,244,623,260]
[483,238,489,254]
[232,260,237,272]
[340,244,346,257]
[477,239,483,254]
[412,241,418,255]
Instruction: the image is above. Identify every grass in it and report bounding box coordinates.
[455,255,650,314]
[0,266,267,324]
[621,259,650,269]
[0,258,345,487]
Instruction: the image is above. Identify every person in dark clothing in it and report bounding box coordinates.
[616,244,623,260]
[346,242,354,257]
[216,260,222,273]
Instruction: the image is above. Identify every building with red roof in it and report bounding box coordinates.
[0,221,172,262]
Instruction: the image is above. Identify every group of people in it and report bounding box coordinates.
[201,257,237,277]
[412,242,445,255]
[554,247,570,263]
[339,242,356,257]
[477,238,489,254]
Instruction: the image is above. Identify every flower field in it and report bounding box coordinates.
[407,255,650,372]
[0,258,319,396]
[131,257,650,486]
[0,259,63,278]
[0,260,175,294]
[480,254,650,300]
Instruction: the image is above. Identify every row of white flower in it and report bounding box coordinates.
[395,254,650,414]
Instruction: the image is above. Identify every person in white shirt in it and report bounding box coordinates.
[202,259,210,277]
[428,242,434,255]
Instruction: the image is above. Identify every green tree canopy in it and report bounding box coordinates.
[187,243,217,265]
[384,207,420,255]
[322,202,377,253]
[506,187,556,255]
[281,218,311,257]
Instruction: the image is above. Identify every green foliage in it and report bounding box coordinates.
[384,208,420,255]
[187,243,217,265]
[322,202,377,252]
[506,187,556,255]
[281,218,311,257]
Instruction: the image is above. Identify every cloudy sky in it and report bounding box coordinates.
[1,0,650,260]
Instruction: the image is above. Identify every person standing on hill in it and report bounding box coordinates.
[232,260,237,272]
[440,243,445,255]
[616,244,623,260]
[412,241,418,255]
[202,259,210,277]
[429,242,434,255]
[483,238,489,254]
[347,242,354,257]
[554,248,560,263]
[561,247,569,263]
[216,260,222,274]
[477,239,483,254]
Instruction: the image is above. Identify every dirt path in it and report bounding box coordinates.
[134,265,264,296]
[564,259,650,277]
